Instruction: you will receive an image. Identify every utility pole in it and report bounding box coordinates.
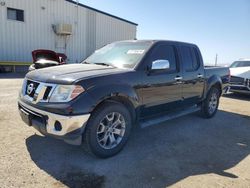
[215,54,218,66]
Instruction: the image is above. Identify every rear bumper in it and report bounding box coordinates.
[18,100,90,145]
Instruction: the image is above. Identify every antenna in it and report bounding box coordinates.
[215,54,218,66]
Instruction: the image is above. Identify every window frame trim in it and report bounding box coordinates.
[7,7,25,22]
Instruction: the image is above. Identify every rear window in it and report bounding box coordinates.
[32,50,59,62]
[35,53,57,60]
[180,46,200,71]
[230,61,250,68]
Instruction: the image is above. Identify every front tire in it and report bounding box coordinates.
[83,102,132,158]
[201,87,220,118]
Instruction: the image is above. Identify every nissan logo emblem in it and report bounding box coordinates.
[27,83,35,95]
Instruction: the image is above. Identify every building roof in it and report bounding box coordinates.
[65,0,138,26]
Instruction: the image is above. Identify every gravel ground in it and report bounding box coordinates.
[0,75,250,188]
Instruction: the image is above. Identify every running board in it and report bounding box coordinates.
[140,105,200,129]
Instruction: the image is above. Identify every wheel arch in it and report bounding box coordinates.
[99,96,136,122]
[85,82,140,123]
[206,75,223,97]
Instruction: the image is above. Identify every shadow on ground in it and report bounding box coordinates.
[223,93,250,101]
[0,73,26,79]
[26,110,250,188]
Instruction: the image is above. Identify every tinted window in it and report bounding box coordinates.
[7,8,24,22]
[191,48,200,70]
[34,53,58,61]
[180,46,200,71]
[150,45,177,72]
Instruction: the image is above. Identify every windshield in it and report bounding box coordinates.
[83,41,152,69]
[230,61,250,68]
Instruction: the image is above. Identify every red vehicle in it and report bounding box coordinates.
[29,49,67,71]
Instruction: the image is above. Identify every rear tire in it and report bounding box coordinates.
[201,87,220,118]
[83,102,132,158]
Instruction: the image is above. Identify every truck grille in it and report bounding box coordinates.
[245,78,250,88]
[22,79,56,103]
[25,80,40,97]
[230,76,245,84]
[230,76,250,89]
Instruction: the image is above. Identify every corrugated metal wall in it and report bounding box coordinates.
[96,14,137,50]
[0,0,137,63]
[86,9,97,57]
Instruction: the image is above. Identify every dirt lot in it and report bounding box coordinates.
[0,75,250,188]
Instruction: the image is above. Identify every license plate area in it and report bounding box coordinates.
[19,108,31,126]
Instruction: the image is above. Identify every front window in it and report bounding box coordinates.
[230,61,250,68]
[83,41,152,69]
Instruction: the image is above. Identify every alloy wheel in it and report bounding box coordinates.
[96,112,126,150]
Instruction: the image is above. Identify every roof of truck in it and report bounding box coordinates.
[237,58,250,61]
[119,40,197,46]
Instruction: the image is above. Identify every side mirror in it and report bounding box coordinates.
[151,59,170,70]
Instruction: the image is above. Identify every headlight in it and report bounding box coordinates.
[49,85,85,103]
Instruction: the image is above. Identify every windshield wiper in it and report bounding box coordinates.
[82,61,90,64]
[82,61,115,68]
[93,63,114,67]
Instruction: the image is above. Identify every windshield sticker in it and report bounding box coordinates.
[127,50,145,54]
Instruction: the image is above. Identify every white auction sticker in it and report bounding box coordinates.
[127,50,145,54]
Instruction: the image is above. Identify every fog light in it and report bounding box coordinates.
[54,121,62,131]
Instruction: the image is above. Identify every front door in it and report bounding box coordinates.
[140,43,183,117]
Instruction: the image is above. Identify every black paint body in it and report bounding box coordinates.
[21,40,229,121]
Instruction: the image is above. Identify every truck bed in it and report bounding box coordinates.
[204,66,229,79]
[204,66,229,94]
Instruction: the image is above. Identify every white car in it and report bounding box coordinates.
[229,59,250,94]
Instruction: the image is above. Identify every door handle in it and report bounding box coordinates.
[175,76,183,84]
[175,76,183,81]
[197,74,203,78]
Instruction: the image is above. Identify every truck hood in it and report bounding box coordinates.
[230,67,250,79]
[32,49,60,63]
[26,64,128,84]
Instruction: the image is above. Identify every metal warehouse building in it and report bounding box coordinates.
[0,0,137,65]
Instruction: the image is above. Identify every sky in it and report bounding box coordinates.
[79,0,250,65]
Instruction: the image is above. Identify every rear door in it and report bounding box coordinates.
[140,43,183,117]
[179,45,205,105]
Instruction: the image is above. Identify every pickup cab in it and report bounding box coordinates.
[18,40,229,158]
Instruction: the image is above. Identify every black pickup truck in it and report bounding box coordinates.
[18,40,229,158]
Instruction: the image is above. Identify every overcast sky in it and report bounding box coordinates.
[80,0,250,65]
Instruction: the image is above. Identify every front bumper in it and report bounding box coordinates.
[18,100,90,145]
[229,85,250,94]
[229,77,250,94]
